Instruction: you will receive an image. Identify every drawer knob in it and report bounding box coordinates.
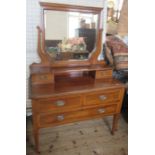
[57,115,64,121]
[98,108,105,113]
[99,95,107,101]
[55,100,65,106]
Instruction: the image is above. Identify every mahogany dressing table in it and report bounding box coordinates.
[29,2,125,153]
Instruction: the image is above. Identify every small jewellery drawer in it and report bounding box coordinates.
[36,96,81,113]
[39,104,117,127]
[85,89,121,106]
[95,70,112,79]
[31,73,54,84]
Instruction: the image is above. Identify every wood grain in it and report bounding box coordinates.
[95,69,113,79]
[39,104,117,128]
[31,73,54,85]
[30,77,124,99]
[29,2,126,153]
[84,89,121,106]
[35,96,82,113]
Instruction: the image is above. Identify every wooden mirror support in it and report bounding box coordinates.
[29,2,125,153]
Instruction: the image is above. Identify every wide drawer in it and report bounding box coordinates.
[39,104,117,127]
[36,96,82,113]
[84,89,121,106]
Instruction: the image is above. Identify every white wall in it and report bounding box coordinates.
[26,0,40,109]
[26,0,106,111]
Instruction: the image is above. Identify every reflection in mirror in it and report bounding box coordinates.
[106,0,124,35]
[44,10,98,61]
[107,0,124,23]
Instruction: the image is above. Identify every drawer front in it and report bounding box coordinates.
[31,73,54,84]
[39,104,117,127]
[37,96,82,113]
[96,70,112,79]
[85,89,121,106]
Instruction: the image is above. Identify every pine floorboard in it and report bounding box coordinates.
[26,115,128,155]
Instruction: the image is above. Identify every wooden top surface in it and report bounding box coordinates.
[30,77,125,99]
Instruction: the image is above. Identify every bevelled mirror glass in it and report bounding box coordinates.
[44,10,98,61]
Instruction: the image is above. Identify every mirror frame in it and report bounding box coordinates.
[37,2,104,67]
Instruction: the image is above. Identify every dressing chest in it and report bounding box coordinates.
[29,2,125,153]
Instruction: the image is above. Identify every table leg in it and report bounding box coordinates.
[111,114,120,135]
[33,128,40,153]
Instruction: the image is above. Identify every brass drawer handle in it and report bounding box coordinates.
[98,108,105,113]
[57,115,64,121]
[99,95,107,101]
[55,100,65,106]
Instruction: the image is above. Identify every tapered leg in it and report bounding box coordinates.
[111,114,120,135]
[32,102,40,153]
[33,128,40,153]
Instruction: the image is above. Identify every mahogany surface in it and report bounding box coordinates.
[30,63,107,74]
[30,78,124,99]
[29,2,125,153]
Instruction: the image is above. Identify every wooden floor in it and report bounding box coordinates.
[26,115,128,155]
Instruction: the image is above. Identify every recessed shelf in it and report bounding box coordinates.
[53,65,111,73]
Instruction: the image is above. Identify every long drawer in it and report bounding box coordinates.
[84,89,121,106]
[35,96,82,113]
[39,104,117,127]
